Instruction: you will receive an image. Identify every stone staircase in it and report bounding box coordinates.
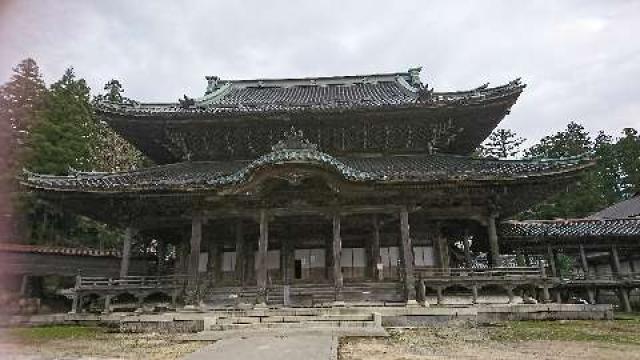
[206,308,381,331]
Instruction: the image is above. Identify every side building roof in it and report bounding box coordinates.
[588,194,640,219]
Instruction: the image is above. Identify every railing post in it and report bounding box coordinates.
[70,274,81,314]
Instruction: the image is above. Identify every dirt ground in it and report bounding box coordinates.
[340,319,640,360]
[0,327,210,360]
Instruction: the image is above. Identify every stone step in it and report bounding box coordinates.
[209,320,377,331]
[215,314,373,324]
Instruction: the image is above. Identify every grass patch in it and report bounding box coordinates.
[490,319,640,345]
[8,325,106,343]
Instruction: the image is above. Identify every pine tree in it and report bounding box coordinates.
[615,128,640,196]
[478,128,525,159]
[0,58,47,166]
[0,59,47,241]
[90,79,147,172]
[526,122,592,159]
[26,68,96,175]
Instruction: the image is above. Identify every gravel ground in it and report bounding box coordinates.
[0,328,210,360]
[340,324,640,360]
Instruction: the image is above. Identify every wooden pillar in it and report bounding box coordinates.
[234,219,245,285]
[472,285,479,304]
[628,255,637,274]
[371,215,381,280]
[156,240,165,275]
[487,214,500,267]
[332,213,344,302]
[400,207,417,304]
[119,227,135,278]
[436,234,450,270]
[207,238,222,284]
[610,245,631,312]
[587,288,597,304]
[610,245,623,275]
[256,210,269,304]
[619,288,632,313]
[186,214,203,305]
[462,230,473,268]
[547,245,558,277]
[579,243,589,276]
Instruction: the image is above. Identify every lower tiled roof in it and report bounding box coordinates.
[21,149,592,192]
[500,219,640,239]
[0,243,121,257]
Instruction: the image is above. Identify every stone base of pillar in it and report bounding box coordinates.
[406,299,420,307]
[618,288,632,313]
[421,300,430,308]
[254,302,268,309]
[587,288,597,305]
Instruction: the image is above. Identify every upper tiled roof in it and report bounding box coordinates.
[0,243,121,257]
[500,218,640,239]
[22,133,592,193]
[95,68,525,116]
[589,194,640,219]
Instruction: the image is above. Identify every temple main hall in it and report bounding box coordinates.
[22,67,596,309]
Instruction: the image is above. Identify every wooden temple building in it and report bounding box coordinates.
[21,67,608,310]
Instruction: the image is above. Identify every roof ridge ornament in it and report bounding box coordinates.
[271,127,319,152]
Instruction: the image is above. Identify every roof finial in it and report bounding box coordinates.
[271,127,318,152]
[407,67,423,87]
[205,76,219,95]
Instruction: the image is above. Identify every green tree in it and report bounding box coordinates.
[0,58,47,167]
[90,79,147,172]
[0,59,47,241]
[615,128,640,196]
[521,122,603,219]
[478,128,525,159]
[26,68,96,175]
[526,122,592,159]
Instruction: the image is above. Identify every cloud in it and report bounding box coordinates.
[1,0,638,144]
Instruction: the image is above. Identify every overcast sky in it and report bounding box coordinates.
[1,0,638,145]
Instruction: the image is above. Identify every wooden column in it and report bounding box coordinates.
[610,245,622,275]
[156,240,166,275]
[547,245,558,277]
[119,227,135,278]
[436,234,449,270]
[332,213,344,302]
[234,219,245,285]
[371,215,381,280]
[256,210,269,304]
[487,214,500,267]
[610,245,632,312]
[579,243,589,275]
[462,230,473,268]
[628,255,637,274]
[400,207,417,304]
[186,214,203,303]
[208,239,223,284]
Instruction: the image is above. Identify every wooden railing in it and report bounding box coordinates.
[75,275,188,291]
[415,266,545,279]
[560,272,640,281]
